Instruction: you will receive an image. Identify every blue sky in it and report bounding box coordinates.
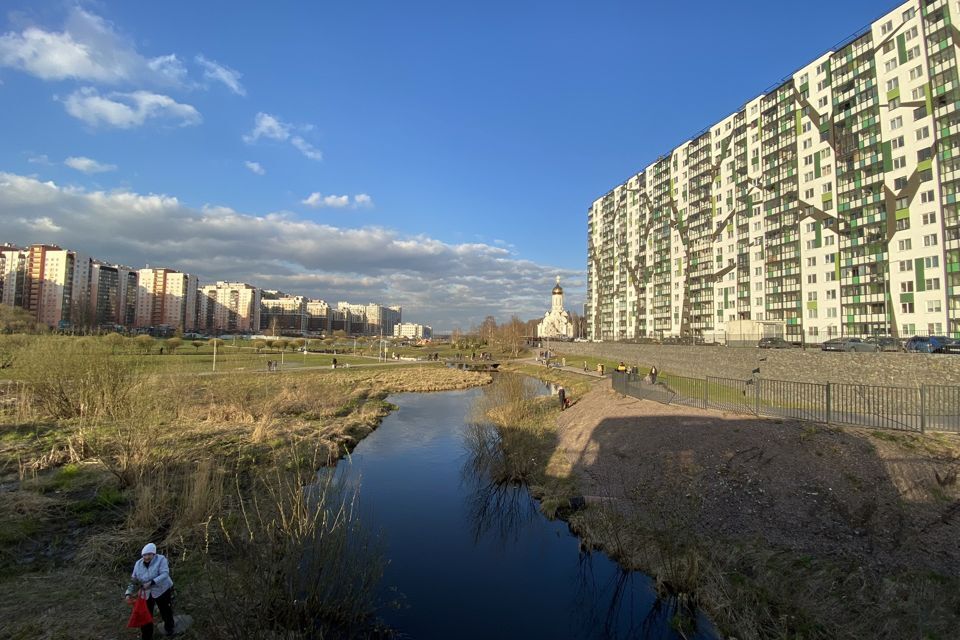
[0,1,899,330]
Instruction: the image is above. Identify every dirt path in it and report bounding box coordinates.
[556,380,960,573]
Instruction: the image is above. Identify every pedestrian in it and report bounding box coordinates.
[332,357,338,369]
[557,385,566,410]
[583,360,587,372]
[616,361,627,372]
[124,542,177,639]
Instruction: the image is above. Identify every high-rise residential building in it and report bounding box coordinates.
[90,262,137,327]
[1,244,93,329]
[136,267,199,331]
[260,295,307,334]
[305,299,331,334]
[199,281,261,333]
[587,0,960,342]
[336,302,402,336]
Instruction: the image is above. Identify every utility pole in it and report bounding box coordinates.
[212,338,217,373]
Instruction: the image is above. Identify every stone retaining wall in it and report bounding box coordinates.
[552,342,960,387]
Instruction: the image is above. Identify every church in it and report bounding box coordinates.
[536,277,575,339]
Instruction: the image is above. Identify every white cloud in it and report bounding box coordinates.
[290,136,322,161]
[244,112,322,161]
[244,161,265,175]
[354,194,373,208]
[243,112,290,143]
[27,153,51,165]
[195,55,244,95]
[0,7,185,86]
[0,171,583,330]
[303,192,374,209]
[62,87,201,129]
[64,156,117,173]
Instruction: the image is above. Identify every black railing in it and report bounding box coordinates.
[612,372,959,433]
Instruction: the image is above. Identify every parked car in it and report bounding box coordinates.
[758,337,794,349]
[821,337,879,352]
[865,336,902,352]
[904,335,952,353]
[941,339,960,354]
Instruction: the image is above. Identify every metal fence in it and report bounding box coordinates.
[611,372,959,433]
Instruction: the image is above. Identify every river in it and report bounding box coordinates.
[333,383,718,639]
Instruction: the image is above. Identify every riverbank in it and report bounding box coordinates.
[542,379,960,639]
[0,356,490,639]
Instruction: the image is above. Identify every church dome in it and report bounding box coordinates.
[552,279,563,295]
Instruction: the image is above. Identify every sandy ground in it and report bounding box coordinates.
[555,380,960,576]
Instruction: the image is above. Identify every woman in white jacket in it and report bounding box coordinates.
[124,543,177,638]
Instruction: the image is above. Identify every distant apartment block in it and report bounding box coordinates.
[136,268,199,331]
[337,302,402,336]
[200,281,261,333]
[0,244,91,328]
[90,262,137,327]
[260,295,307,334]
[394,322,432,340]
[587,0,960,342]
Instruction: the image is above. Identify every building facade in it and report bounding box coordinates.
[0,244,92,329]
[199,281,261,333]
[260,295,307,334]
[587,0,959,343]
[90,262,137,327]
[394,322,432,340]
[136,268,199,331]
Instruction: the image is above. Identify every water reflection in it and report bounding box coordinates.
[336,385,716,639]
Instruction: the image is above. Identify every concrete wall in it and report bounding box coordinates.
[553,343,960,387]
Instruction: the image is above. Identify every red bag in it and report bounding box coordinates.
[127,592,153,628]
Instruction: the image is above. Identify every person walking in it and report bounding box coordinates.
[557,385,566,410]
[125,543,177,638]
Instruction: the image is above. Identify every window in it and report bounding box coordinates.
[806,222,817,232]
[928,300,942,313]
[804,171,815,181]
[823,164,832,176]
[924,234,938,246]
[914,105,928,120]
[887,78,899,92]
[881,19,893,35]
[826,307,838,318]
[925,256,939,268]
[901,281,914,293]
[926,278,941,290]
[906,46,920,61]
[891,116,903,129]
[916,126,930,141]
[825,271,837,282]
[807,291,818,301]
[824,235,835,246]
[903,7,916,21]
[890,96,902,109]
[923,212,937,225]
[826,290,837,300]
[901,302,915,314]
[910,65,924,80]
[921,190,936,203]
[824,253,834,263]
[818,96,829,108]
[898,239,912,251]
[895,176,908,190]
[822,181,832,193]
[804,188,815,199]
[754,267,762,276]
[807,257,817,267]
[882,40,896,54]
[807,274,817,284]
[912,86,925,100]
[917,147,933,162]
[893,156,907,169]
[802,121,812,133]
[804,154,814,166]
[885,58,899,72]
[755,297,763,306]
[897,217,911,231]
[892,135,905,149]
[808,308,818,319]
[803,138,813,149]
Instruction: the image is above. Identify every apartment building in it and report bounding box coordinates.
[260,295,307,334]
[0,244,92,328]
[199,281,261,333]
[306,299,331,334]
[394,322,432,340]
[336,302,402,336]
[90,262,137,327]
[587,0,959,342]
[135,268,199,331]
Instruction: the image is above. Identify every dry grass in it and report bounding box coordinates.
[0,338,489,638]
